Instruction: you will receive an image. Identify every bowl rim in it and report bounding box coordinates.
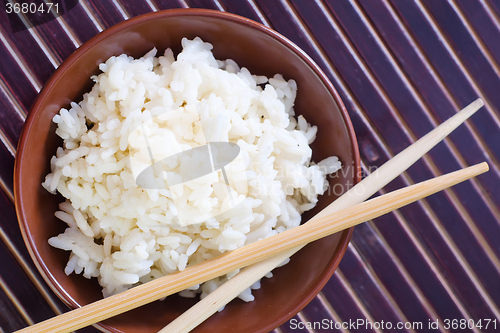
[14,8,361,333]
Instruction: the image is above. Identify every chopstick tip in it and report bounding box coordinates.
[482,161,489,173]
[474,98,484,107]
[460,98,484,119]
[472,162,489,175]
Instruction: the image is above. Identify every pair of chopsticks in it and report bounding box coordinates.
[162,98,486,333]
[17,99,486,333]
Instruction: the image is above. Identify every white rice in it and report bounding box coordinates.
[43,37,341,301]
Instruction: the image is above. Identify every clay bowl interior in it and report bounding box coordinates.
[15,9,360,333]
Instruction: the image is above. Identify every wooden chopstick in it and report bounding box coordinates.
[162,98,485,333]
[16,99,484,333]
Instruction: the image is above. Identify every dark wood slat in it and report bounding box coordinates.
[119,0,155,16]
[455,0,500,66]
[184,0,222,10]
[350,223,438,327]
[153,0,186,9]
[335,247,408,326]
[0,143,14,196]
[363,212,471,322]
[299,296,345,332]
[389,0,500,161]
[0,287,28,333]
[323,272,378,333]
[0,45,39,113]
[323,0,492,173]
[23,20,77,65]
[219,0,268,24]
[84,0,127,29]
[0,10,78,69]
[55,3,101,44]
[0,95,23,147]
[489,0,500,18]
[421,0,500,102]
[0,232,57,324]
[0,188,35,262]
[0,13,53,87]
[389,198,498,320]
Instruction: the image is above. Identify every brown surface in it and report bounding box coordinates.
[14,9,360,333]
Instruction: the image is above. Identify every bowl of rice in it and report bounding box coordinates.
[15,9,360,333]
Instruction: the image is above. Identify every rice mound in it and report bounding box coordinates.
[43,37,341,302]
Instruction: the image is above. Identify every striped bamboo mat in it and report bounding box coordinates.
[1,1,499,332]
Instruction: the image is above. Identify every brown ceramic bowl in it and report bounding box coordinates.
[14,9,360,333]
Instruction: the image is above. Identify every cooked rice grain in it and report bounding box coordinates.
[43,37,341,300]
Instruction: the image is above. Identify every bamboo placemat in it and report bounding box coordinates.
[0,1,499,332]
